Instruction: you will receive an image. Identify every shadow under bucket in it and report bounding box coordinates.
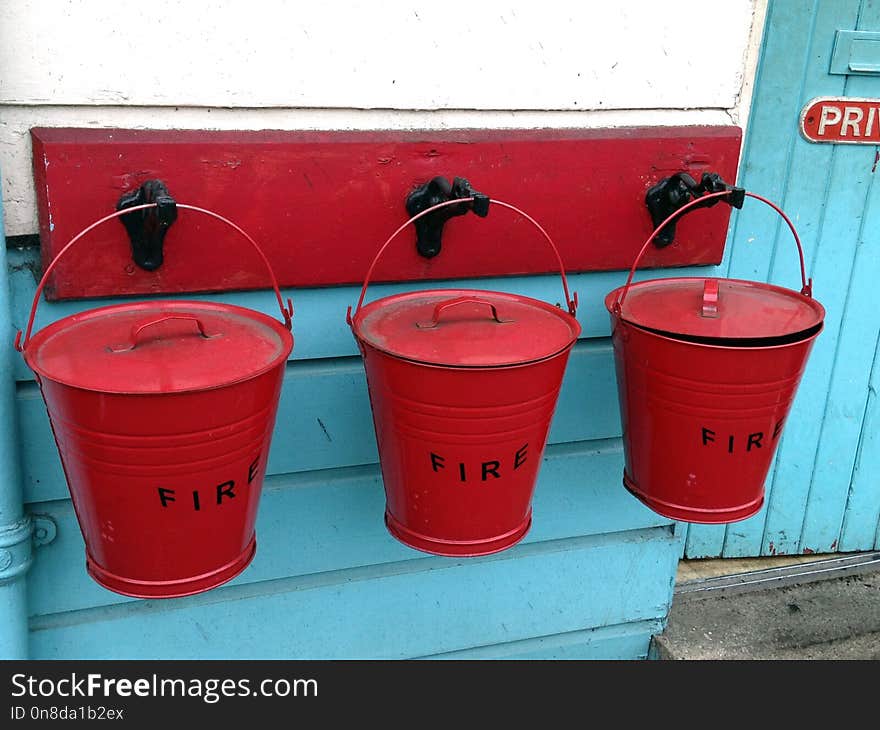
[348,199,581,556]
[17,204,294,598]
[605,192,825,524]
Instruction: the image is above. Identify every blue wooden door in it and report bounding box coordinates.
[684,0,880,558]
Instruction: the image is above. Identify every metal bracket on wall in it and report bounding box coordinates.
[117,179,178,271]
[645,172,745,247]
[31,515,57,548]
[405,176,490,258]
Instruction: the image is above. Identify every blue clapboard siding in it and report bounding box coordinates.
[29,527,678,659]
[429,619,665,660]
[10,219,684,657]
[26,439,668,617]
[16,341,621,505]
[683,0,880,558]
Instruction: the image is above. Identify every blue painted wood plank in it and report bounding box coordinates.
[684,524,727,559]
[425,619,663,659]
[749,0,866,556]
[798,0,880,553]
[28,528,679,659]
[721,509,770,558]
[762,149,870,555]
[683,0,834,558]
[26,438,670,617]
[7,244,729,380]
[719,451,781,558]
[799,177,880,552]
[839,332,880,550]
[720,0,856,558]
[676,522,688,559]
[722,0,825,282]
[18,340,622,505]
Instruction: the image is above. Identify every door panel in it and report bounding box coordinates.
[684,0,880,558]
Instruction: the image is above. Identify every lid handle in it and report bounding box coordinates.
[415,296,512,329]
[612,191,813,315]
[15,203,293,353]
[701,279,720,318]
[108,314,215,353]
[347,198,578,327]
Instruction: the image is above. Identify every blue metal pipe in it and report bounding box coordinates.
[0,193,31,659]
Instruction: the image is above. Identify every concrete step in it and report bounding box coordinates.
[652,556,880,660]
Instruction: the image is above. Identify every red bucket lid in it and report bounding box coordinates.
[24,300,293,394]
[353,289,581,367]
[610,277,825,342]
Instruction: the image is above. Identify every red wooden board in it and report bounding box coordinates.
[32,127,741,301]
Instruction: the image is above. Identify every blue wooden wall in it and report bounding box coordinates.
[4,220,694,657]
[684,0,880,559]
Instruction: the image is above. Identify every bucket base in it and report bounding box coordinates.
[623,473,764,524]
[86,535,257,599]
[384,511,532,557]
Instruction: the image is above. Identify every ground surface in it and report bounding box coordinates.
[653,569,880,660]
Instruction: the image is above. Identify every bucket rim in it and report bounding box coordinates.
[605,276,825,348]
[23,299,294,395]
[355,335,579,369]
[352,287,581,369]
[609,312,825,351]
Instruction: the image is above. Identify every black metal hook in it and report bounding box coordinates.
[645,172,745,247]
[405,176,490,258]
[117,179,178,271]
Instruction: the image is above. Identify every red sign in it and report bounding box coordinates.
[801,97,880,143]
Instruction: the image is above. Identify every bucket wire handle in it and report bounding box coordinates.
[612,190,812,314]
[346,197,578,326]
[15,202,294,352]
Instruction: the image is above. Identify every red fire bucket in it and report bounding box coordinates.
[16,203,294,598]
[347,199,581,556]
[605,191,825,524]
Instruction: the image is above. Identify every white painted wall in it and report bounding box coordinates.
[0,0,766,236]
